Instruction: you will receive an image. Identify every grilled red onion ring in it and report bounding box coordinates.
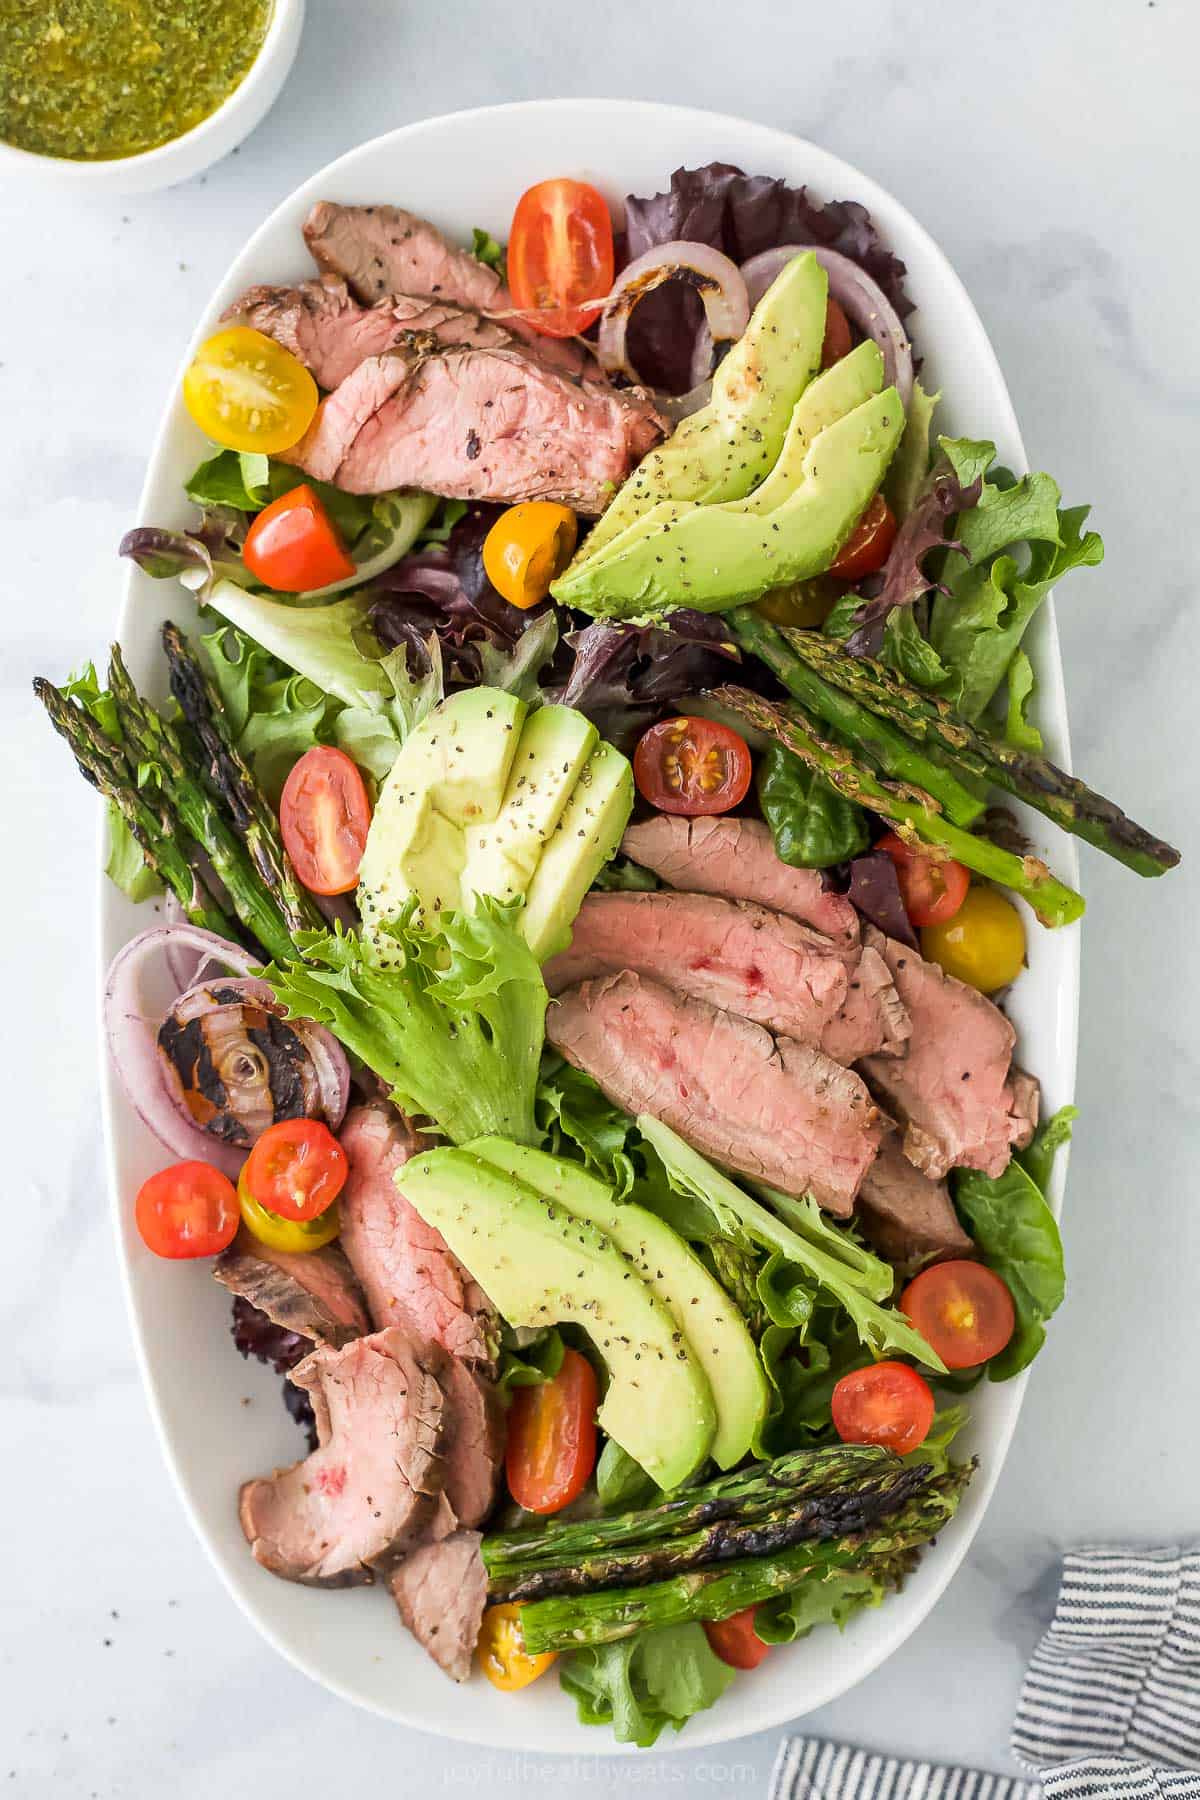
[739,245,914,408]
[597,241,749,393]
[105,925,349,1177]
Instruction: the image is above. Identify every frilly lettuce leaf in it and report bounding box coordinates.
[263,900,548,1148]
[559,1622,733,1748]
[64,662,162,901]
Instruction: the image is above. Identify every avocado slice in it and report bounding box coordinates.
[462,704,598,907]
[469,1139,766,1469]
[564,252,829,570]
[400,1146,715,1489]
[555,386,905,620]
[358,687,526,934]
[521,741,634,961]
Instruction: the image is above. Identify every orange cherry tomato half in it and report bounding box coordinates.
[831,1360,936,1456]
[240,1118,348,1224]
[820,297,853,368]
[829,493,898,580]
[704,1607,770,1670]
[279,746,372,896]
[507,178,615,338]
[875,831,971,929]
[243,482,356,593]
[901,1260,1017,1370]
[505,1346,599,1515]
[135,1160,239,1260]
[633,716,753,817]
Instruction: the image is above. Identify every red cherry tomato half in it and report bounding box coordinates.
[820,297,853,368]
[901,1260,1017,1370]
[633,716,753,817]
[135,1160,239,1260]
[829,493,898,580]
[241,1118,348,1224]
[279,746,372,896]
[505,1347,599,1515]
[507,178,615,338]
[831,1360,936,1457]
[242,482,356,593]
[704,1607,770,1670]
[875,831,971,929]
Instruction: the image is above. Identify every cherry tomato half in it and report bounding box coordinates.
[820,297,853,368]
[280,746,372,897]
[704,1607,769,1671]
[243,483,356,593]
[135,1160,239,1260]
[831,1361,935,1456]
[477,1604,557,1691]
[182,326,318,454]
[829,494,898,580]
[901,1260,1017,1370]
[507,178,615,338]
[238,1182,341,1254]
[241,1118,348,1223]
[921,886,1026,993]
[876,832,971,930]
[633,716,753,817]
[483,501,578,609]
[505,1346,599,1516]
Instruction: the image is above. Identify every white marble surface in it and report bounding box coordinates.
[3,3,1196,1793]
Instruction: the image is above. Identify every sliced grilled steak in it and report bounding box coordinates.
[859,932,1040,1180]
[547,971,886,1213]
[283,347,663,514]
[214,1230,369,1347]
[238,1327,446,1586]
[388,1529,487,1682]
[302,200,594,379]
[621,816,860,950]
[224,273,515,390]
[338,1102,495,1364]
[856,1137,973,1275]
[438,1358,504,1529]
[544,891,907,1062]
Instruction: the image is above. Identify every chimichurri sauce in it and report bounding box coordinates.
[0,1,273,162]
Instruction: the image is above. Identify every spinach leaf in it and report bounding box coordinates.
[596,1439,659,1512]
[757,740,868,868]
[497,1325,564,1398]
[953,1108,1073,1381]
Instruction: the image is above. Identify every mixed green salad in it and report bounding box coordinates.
[36,160,1177,1744]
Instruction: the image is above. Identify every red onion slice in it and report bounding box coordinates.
[104,925,351,1177]
[739,246,914,409]
[597,241,749,391]
[105,926,261,1179]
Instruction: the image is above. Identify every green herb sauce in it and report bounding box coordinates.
[0,1,273,162]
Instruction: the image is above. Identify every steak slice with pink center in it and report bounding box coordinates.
[224,273,516,390]
[544,890,907,1062]
[388,1529,487,1683]
[282,346,664,514]
[338,1102,495,1365]
[855,1137,973,1274]
[238,1326,446,1586]
[621,815,860,951]
[859,931,1040,1181]
[547,970,886,1214]
[302,199,596,380]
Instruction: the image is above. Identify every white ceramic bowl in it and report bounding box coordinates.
[0,0,304,195]
[105,100,1080,1752]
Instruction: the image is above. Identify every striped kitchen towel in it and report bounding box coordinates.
[771,1548,1200,1800]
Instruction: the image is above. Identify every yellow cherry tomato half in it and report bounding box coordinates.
[754,575,840,629]
[477,1604,557,1692]
[920,885,1026,993]
[238,1173,341,1254]
[182,326,319,454]
[483,502,578,609]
